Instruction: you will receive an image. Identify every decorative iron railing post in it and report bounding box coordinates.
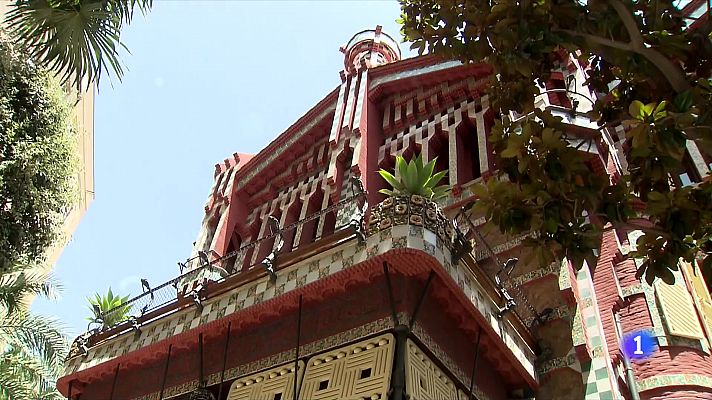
[217,322,231,400]
[293,295,303,400]
[159,344,173,400]
[454,203,547,328]
[467,329,482,400]
[109,363,120,400]
[381,262,436,400]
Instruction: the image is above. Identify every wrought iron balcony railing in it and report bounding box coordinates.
[453,203,550,329]
[70,182,547,361]
[367,194,548,330]
[70,188,367,356]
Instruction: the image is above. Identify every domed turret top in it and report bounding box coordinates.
[340,25,401,72]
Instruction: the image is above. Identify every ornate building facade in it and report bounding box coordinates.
[58,26,712,400]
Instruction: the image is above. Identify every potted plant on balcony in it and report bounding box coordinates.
[369,154,451,236]
[86,288,131,330]
[378,153,450,201]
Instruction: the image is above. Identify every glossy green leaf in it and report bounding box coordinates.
[397,0,712,287]
[629,100,644,120]
[420,158,437,188]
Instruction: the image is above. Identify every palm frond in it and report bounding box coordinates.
[0,312,68,376]
[109,0,153,24]
[378,170,404,193]
[0,271,62,315]
[0,312,67,400]
[425,170,448,189]
[2,351,58,395]
[38,387,65,400]
[0,359,36,400]
[4,0,152,89]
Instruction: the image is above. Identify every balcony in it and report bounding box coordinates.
[63,191,539,393]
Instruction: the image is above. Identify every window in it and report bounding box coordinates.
[655,278,705,340]
[675,152,703,187]
[681,261,712,341]
[426,130,449,186]
[455,118,481,185]
[224,231,242,273]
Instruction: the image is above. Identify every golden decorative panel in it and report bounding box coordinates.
[459,388,475,400]
[227,361,304,400]
[405,339,458,400]
[655,279,705,340]
[300,334,395,400]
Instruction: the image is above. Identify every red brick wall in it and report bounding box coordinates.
[591,229,623,361]
[642,387,712,400]
[592,228,712,397]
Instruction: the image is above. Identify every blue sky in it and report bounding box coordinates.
[32,0,414,336]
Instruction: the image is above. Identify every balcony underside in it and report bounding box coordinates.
[59,221,538,399]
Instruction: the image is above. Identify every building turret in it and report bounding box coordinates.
[340,25,400,73]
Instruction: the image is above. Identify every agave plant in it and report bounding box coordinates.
[87,288,131,329]
[378,153,450,200]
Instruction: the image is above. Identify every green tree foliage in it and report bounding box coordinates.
[87,287,131,329]
[379,153,451,200]
[0,265,61,316]
[0,35,78,274]
[399,0,712,285]
[0,264,67,400]
[4,0,153,89]
[0,312,68,400]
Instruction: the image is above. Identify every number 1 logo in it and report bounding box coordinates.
[623,330,656,360]
[633,335,643,355]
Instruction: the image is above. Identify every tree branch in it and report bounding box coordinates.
[556,0,690,93]
[557,28,633,51]
[557,27,690,93]
[608,0,691,93]
[609,0,644,48]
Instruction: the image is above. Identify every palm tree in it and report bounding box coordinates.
[0,312,68,400]
[0,265,68,400]
[3,0,153,89]
[0,267,61,316]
